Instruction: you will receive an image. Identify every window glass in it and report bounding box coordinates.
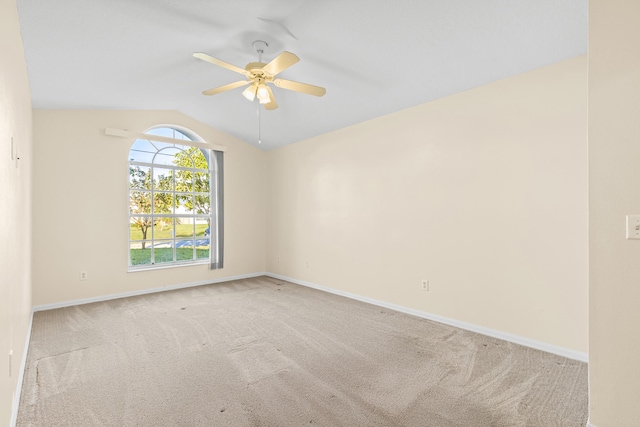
[128,127,213,269]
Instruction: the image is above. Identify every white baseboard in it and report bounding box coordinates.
[266,273,589,363]
[32,272,267,312]
[586,422,597,427]
[10,310,33,427]
[30,271,589,363]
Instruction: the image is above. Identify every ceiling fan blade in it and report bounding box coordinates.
[262,51,299,76]
[264,86,278,110]
[193,52,248,76]
[274,79,326,97]
[202,80,249,96]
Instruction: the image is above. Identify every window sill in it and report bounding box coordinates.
[128,260,209,273]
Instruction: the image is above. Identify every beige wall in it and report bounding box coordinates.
[267,56,588,354]
[589,1,640,426]
[31,110,266,306]
[0,0,33,424]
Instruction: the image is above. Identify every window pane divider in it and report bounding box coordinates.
[131,161,207,174]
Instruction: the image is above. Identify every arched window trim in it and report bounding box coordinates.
[146,124,202,144]
[127,125,224,271]
[105,127,226,152]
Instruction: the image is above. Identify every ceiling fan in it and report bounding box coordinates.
[194,40,326,110]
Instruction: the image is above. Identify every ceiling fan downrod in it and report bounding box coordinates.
[252,41,268,144]
[252,40,268,63]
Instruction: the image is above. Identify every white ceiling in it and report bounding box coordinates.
[16,0,587,151]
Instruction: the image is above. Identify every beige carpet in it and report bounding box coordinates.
[17,276,588,426]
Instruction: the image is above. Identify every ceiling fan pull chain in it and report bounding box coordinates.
[257,100,262,144]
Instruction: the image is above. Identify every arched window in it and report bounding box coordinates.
[128,127,223,269]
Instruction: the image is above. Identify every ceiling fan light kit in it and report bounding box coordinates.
[242,84,257,101]
[257,84,271,104]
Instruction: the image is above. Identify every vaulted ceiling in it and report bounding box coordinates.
[17,0,587,150]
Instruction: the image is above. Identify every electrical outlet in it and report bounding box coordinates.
[305,262,309,268]
[277,255,280,263]
[9,350,12,377]
[422,280,429,291]
[80,270,88,281]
